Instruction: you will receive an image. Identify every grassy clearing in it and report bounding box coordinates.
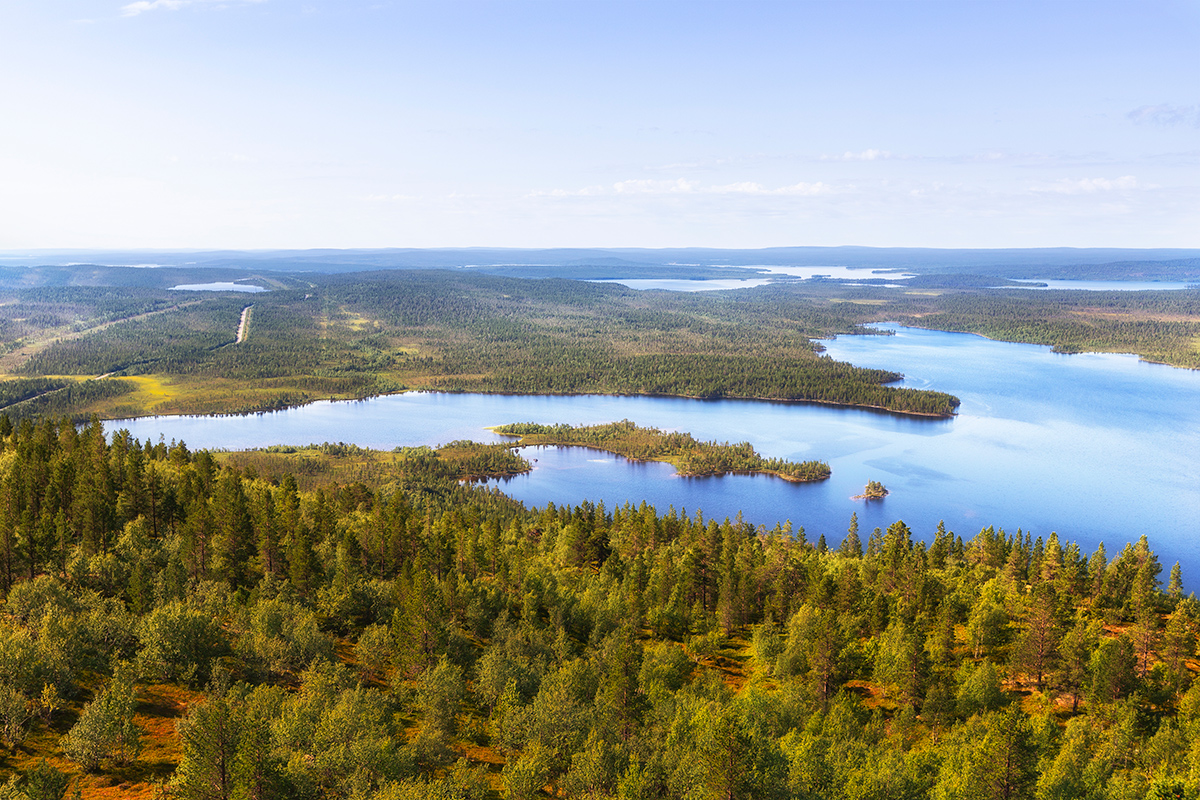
[118,375,177,407]
[215,445,400,491]
[336,307,382,332]
[85,375,407,420]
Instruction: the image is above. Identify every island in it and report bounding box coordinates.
[492,419,831,482]
[855,479,889,499]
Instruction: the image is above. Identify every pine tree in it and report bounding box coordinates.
[393,560,445,676]
[697,705,753,800]
[1167,562,1184,602]
[1055,613,1100,713]
[1088,635,1137,706]
[288,521,317,598]
[1014,584,1061,691]
[839,512,863,558]
[212,471,255,590]
[172,684,243,800]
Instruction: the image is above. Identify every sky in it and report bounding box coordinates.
[1,0,1197,250]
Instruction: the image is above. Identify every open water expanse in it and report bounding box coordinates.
[594,265,915,292]
[1007,279,1195,291]
[111,325,1200,587]
[170,282,268,293]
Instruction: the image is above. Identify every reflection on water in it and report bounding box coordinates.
[110,325,1200,589]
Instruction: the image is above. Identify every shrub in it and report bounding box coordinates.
[502,743,553,800]
[61,663,142,771]
[137,601,229,685]
[235,597,332,678]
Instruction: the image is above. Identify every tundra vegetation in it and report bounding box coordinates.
[0,415,1196,799]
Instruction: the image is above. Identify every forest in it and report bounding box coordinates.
[0,415,1196,800]
[4,269,1200,423]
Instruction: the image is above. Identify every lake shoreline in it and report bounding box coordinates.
[97,385,958,426]
[104,323,1200,595]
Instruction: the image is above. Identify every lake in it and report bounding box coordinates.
[110,325,1200,588]
[589,278,774,292]
[1006,279,1195,291]
[170,282,268,293]
[593,265,914,292]
[594,269,1195,293]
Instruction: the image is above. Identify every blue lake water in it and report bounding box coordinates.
[1007,279,1195,291]
[170,282,268,293]
[595,266,915,292]
[110,325,1200,588]
[588,278,774,292]
[596,269,1194,293]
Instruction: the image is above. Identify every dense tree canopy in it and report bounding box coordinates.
[0,415,1195,799]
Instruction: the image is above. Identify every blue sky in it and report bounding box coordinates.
[1,0,1196,249]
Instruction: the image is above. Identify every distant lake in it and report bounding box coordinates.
[589,278,773,292]
[595,269,1195,293]
[110,325,1200,588]
[1007,279,1195,291]
[756,265,916,281]
[593,265,915,291]
[170,282,268,293]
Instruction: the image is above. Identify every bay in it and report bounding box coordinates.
[110,325,1200,587]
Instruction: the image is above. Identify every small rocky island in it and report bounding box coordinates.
[855,479,889,499]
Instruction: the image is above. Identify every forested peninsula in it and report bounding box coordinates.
[0,415,1197,800]
[493,420,831,482]
[1,271,977,421]
[4,266,1199,424]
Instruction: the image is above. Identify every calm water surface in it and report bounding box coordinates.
[111,326,1200,586]
[594,265,914,291]
[588,278,773,292]
[170,282,267,293]
[1007,279,1194,291]
[597,271,1194,293]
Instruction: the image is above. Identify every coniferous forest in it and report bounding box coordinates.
[0,415,1196,800]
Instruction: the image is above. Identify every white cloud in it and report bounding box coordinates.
[121,0,265,17]
[364,193,419,202]
[613,178,699,194]
[708,181,829,196]
[1030,176,1140,195]
[122,0,187,15]
[709,181,765,194]
[822,149,893,162]
[533,179,830,198]
[1127,104,1200,128]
